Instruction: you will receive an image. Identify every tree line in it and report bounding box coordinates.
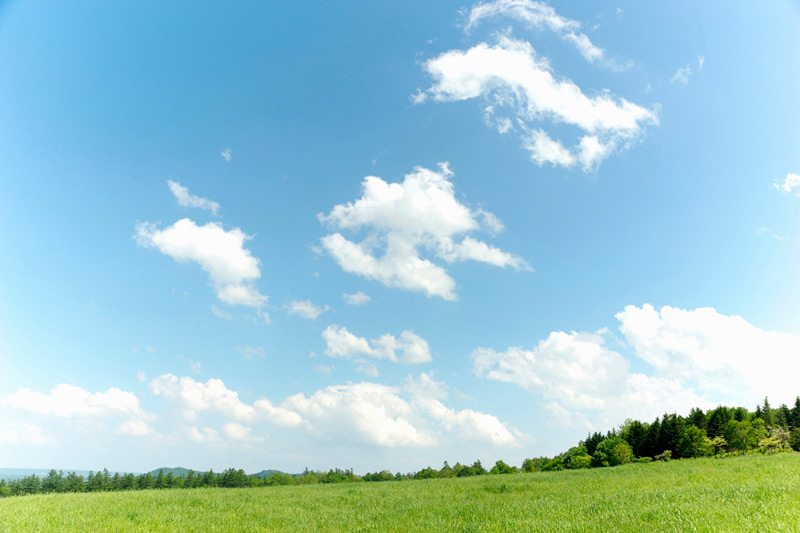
[2,396,799,498]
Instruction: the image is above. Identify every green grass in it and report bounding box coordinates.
[2,454,800,531]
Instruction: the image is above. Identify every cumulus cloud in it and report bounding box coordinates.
[342,291,371,305]
[136,218,267,308]
[1,384,154,437]
[616,304,800,406]
[283,382,436,447]
[167,180,220,215]
[774,173,800,195]
[288,299,329,319]
[473,333,707,431]
[464,0,607,65]
[416,37,657,171]
[150,374,302,428]
[221,148,233,162]
[473,304,800,430]
[406,373,518,445]
[150,374,257,422]
[318,164,528,300]
[3,384,145,418]
[322,325,433,372]
[146,373,516,449]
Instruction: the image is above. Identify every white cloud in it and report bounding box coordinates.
[282,375,520,447]
[417,37,657,171]
[342,291,371,305]
[318,164,528,300]
[473,331,707,430]
[283,382,437,447]
[322,325,433,371]
[3,384,145,418]
[464,0,607,65]
[150,374,302,428]
[150,374,257,422]
[774,173,800,194]
[167,180,220,215]
[136,218,267,308]
[697,55,705,70]
[1,384,155,437]
[473,304,800,430]
[524,129,575,167]
[146,373,516,450]
[322,325,374,359]
[671,65,692,85]
[406,373,518,445]
[221,148,232,162]
[288,299,329,319]
[616,304,800,406]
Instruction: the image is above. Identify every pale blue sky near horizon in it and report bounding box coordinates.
[1,0,800,474]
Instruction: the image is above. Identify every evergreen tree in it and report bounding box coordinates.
[777,404,791,428]
[762,397,774,426]
[706,406,731,438]
[583,432,604,456]
[792,397,800,429]
[688,408,707,431]
[643,417,661,457]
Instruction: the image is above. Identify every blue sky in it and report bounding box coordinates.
[1,0,800,474]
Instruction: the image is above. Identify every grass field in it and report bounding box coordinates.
[2,454,800,532]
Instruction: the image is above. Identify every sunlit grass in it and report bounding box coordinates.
[2,454,800,531]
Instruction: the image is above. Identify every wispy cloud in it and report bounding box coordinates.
[670,65,693,85]
[463,0,612,67]
[210,304,233,320]
[416,38,658,171]
[319,163,528,300]
[221,148,232,162]
[167,180,220,215]
[238,346,266,360]
[287,299,329,319]
[671,56,704,86]
[774,173,800,195]
[343,291,371,305]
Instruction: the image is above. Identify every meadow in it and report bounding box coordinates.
[1,454,799,532]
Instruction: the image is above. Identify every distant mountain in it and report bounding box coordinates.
[250,469,289,479]
[0,468,61,481]
[148,467,192,478]
[0,468,129,481]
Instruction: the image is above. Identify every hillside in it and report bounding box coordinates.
[2,454,799,531]
[147,467,191,478]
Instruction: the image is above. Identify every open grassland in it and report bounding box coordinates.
[2,454,800,532]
